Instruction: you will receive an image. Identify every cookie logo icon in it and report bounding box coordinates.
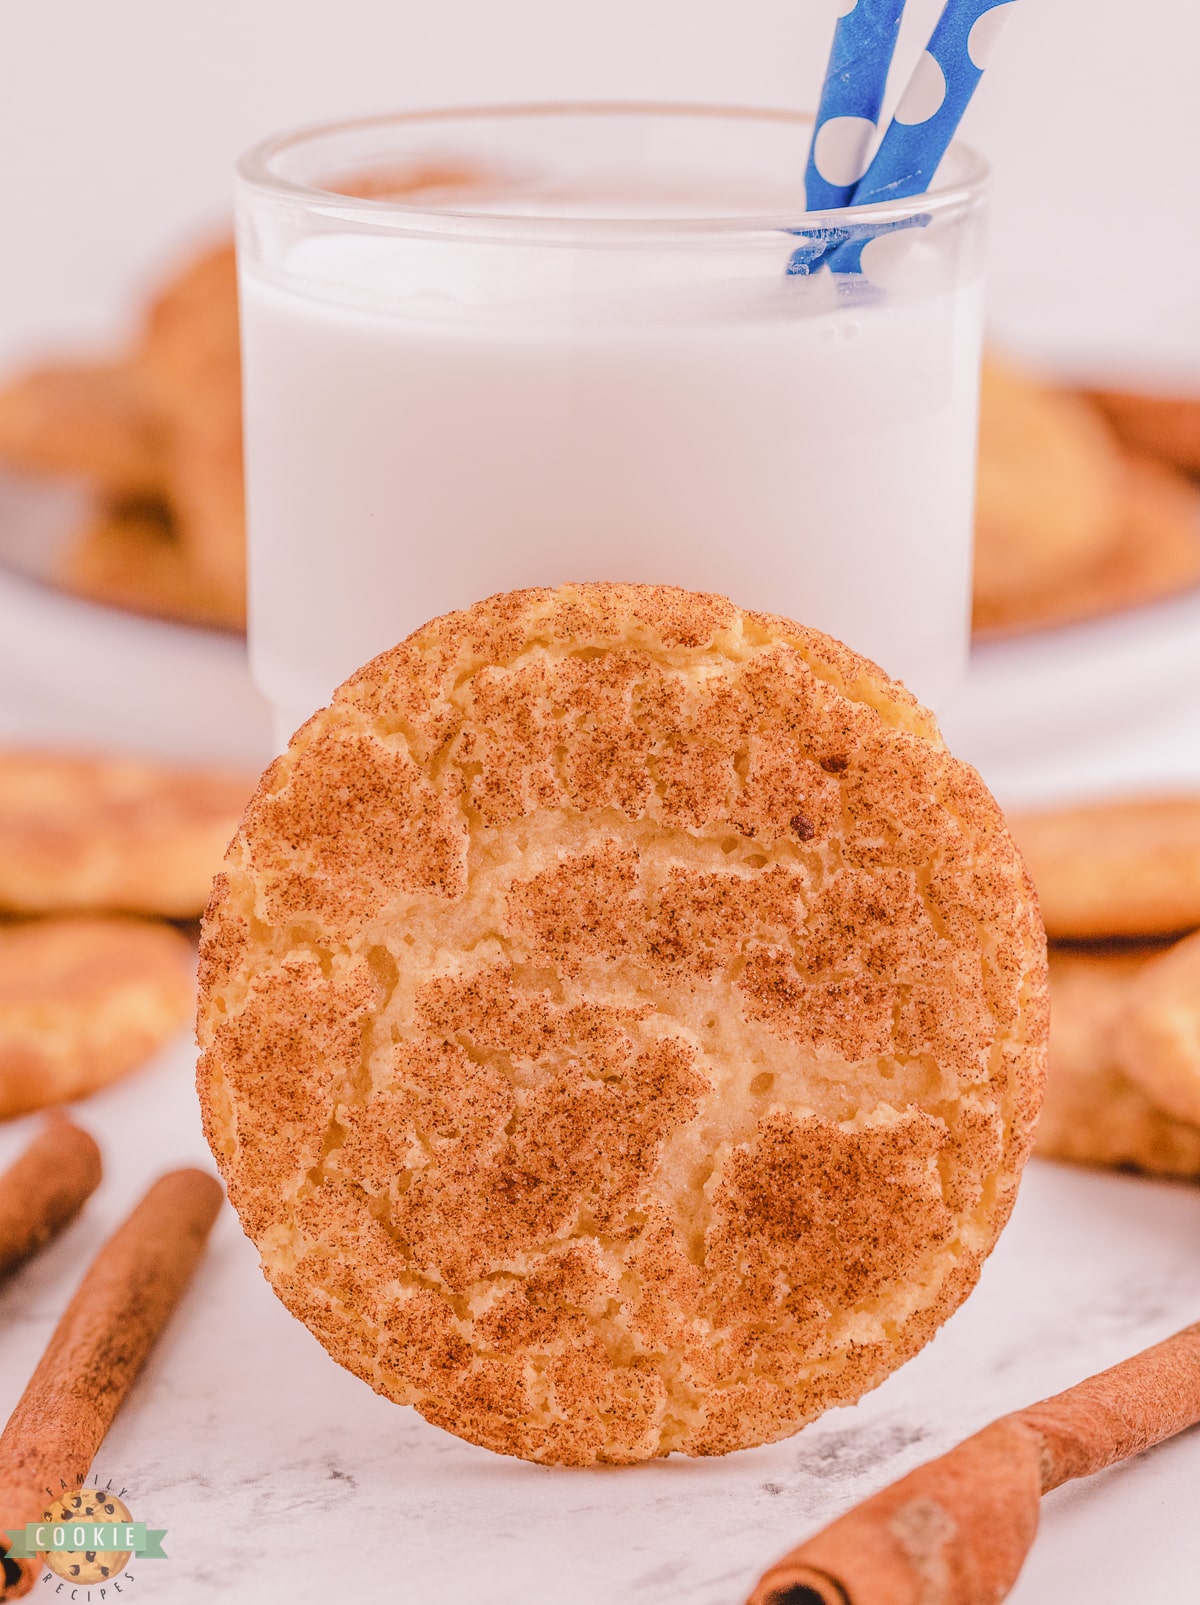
[6,1483,167,1583]
[40,1488,134,1583]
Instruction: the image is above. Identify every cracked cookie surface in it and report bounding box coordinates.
[197,583,1047,1464]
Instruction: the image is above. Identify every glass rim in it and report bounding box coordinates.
[236,101,989,244]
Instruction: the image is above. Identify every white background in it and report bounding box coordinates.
[1,0,1198,380]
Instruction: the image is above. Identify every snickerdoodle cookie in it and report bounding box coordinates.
[1009,795,1200,940]
[1038,947,1200,1179]
[1115,930,1200,1129]
[198,584,1047,1465]
[1090,388,1200,477]
[0,361,165,500]
[59,504,246,632]
[974,453,1200,639]
[0,751,252,918]
[136,243,246,626]
[973,356,1125,623]
[0,916,193,1118]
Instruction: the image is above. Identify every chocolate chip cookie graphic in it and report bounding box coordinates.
[39,1489,132,1585]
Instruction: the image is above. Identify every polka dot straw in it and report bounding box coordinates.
[791,0,1018,278]
[852,0,1018,209]
[804,0,907,212]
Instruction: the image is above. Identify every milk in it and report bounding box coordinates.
[240,207,982,743]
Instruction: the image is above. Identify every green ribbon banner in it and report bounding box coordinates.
[7,1522,167,1558]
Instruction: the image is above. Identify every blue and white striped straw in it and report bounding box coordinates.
[852,0,1018,209]
[804,0,907,211]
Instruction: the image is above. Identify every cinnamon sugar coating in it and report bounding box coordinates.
[1114,930,1200,1130]
[1039,946,1200,1178]
[1010,795,1200,940]
[0,915,193,1118]
[0,751,253,918]
[198,583,1047,1464]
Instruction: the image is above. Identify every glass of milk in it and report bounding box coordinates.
[237,106,987,744]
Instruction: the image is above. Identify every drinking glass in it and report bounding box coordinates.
[236,104,988,745]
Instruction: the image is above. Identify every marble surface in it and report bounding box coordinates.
[1,1027,1198,1605]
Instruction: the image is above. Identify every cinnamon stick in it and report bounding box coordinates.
[0,1121,101,1282]
[747,1321,1200,1605]
[0,1168,223,1599]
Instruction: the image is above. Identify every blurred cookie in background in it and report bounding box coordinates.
[0,749,252,919]
[0,240,245,634]
[975,446,1200,638]
[1008,794,1200,941]
[0,360,166,501]
[1039,946,1200,1181]
[974,357,1200,639]
[973,354,1127,625]
[60,497,245,632]
[1089,389,1200,478]
[1014,791,1200,1186]
[136,242,245,626]
[1115,928,1200,1130]
[0,913,194,1119]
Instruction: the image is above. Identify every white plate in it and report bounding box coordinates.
[943,587,1200,808]
[0,470,273,768]
[2,467,1198,799]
